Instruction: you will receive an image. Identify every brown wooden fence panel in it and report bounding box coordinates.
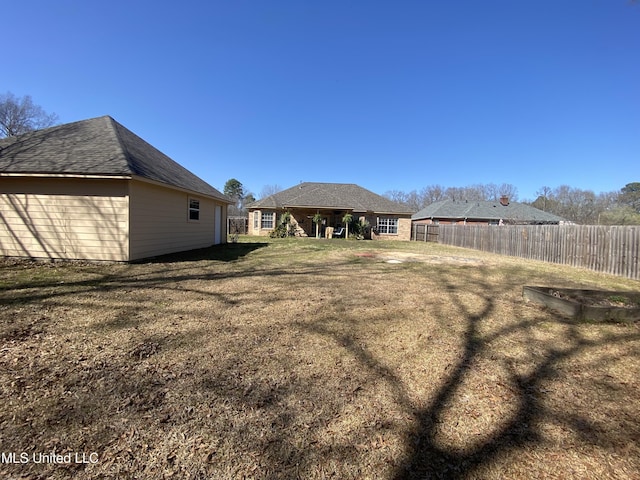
[412,224,440,243]
[411,224,640,280]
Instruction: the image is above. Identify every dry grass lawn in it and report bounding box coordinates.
[1,237,639,479]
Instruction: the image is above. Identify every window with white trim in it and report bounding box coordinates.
[377,217,398,234]
[189,198,200,221]
[261,211,275,229]
[253,211,260,229]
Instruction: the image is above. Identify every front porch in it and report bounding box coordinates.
[249,208,372,239]
[249,207,412,241]
[287,208,371,239]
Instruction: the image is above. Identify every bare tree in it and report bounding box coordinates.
[404,190,421,211]
[384,190,409,205]
[529,185,621,224]
[420,185,446,205]
[497,183,518,202]
[533,186,554,212]
[444,186,467,202]
[481,183,500,202]
[465,184,487,201]
[0,92,59,137]
[259,184,282,199]
[550,185,599,224]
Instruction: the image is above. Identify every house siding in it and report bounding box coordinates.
[128,180,226,260]
[0,177,129,261]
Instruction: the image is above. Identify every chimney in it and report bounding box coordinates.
[499,195,509,206]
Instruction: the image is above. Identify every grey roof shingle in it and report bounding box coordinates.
[412,199,566,223]
[249,182,413,214]
[0,116,231,202]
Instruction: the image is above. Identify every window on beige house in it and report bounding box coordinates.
[189,198,200,221]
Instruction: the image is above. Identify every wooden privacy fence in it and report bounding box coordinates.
[412,224,640,280]
[228,216,248,235]
[412,224,440,243]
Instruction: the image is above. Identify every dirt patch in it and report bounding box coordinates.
[358,251,484,265]
[524,286,640,323]
[549,289,640,309]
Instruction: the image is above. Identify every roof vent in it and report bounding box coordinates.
[499,195,509,206]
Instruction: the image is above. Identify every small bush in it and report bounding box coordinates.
[270,212,296,238]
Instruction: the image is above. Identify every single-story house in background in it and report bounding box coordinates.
[0,116,232,261]
[247,182,414,240]
[412,196,567,225]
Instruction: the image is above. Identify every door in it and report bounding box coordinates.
[214,205,222,244]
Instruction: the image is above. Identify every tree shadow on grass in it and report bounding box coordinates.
[398,272,640,479]
[134,242,269,264]
[1,249,639,479]
[299,266,640,479]
[0,242,274,307]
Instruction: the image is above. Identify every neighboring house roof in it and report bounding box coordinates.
[412,199,566,224]
[0,115,231,202]
[249,182,414,214]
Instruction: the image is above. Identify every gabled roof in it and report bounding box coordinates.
[249,182,413,214]
[0,116,231,202]
[412,199,566,224]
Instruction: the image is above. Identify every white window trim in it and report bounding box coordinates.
[261,211,275,230]
[377,217,398,235]
[188,197,200,222]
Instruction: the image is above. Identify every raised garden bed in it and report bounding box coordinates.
[523,286,640,323]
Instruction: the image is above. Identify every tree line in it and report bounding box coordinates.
[5,92,636,226]
[384,183,520,210]
[383,183,640,225]
[530,183,640,225]
[224,177,640,225]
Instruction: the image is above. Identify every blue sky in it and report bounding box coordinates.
[4,0,639,201]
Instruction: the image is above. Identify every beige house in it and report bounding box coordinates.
[0,116,232,261]
[248,182,414,240]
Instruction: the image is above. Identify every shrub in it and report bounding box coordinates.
[269,212,296,238]
[351,218,370,240]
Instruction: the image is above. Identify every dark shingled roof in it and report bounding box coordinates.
[0,115,231,202]
[249,182,413,214]
[412,199,566,224]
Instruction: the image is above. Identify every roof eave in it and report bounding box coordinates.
[0,172,132,180]
[282,204,354,210]
[375,211,414,216]
[250,204,412,215]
